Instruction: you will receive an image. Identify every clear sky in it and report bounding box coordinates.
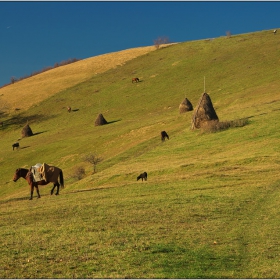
[0,1,279,87]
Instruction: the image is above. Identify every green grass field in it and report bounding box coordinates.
[1,29,280,278]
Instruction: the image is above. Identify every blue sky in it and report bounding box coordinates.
[0,1,279,87]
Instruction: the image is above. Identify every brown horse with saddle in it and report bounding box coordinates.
[13,163,64,200]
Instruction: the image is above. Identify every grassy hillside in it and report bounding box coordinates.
[1,29,280,278]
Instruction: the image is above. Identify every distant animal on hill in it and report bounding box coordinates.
[161,131,169,141]
[67,106,71,113]
[137,172,147,181]
[132,77,140,83]
[13,165,64,200]
[273,29,277,34]
[12,142,19,150]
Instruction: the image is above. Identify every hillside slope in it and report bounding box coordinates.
[0,45,159,111]
[1,29,280,278]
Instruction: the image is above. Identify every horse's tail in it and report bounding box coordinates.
[59,171,64,188]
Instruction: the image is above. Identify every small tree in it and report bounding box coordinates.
[153,36,171,49]
[84,153,103,174]
[10,76,17,84]
[226,30,231,38]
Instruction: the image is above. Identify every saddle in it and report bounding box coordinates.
[30,163,44,182]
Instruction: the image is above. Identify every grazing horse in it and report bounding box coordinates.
[67,106,72,113]
[13,167,64,200]
[12,142,20,150]
[132,77,140,83]
[161,131,169,141]
[137,172,148,181]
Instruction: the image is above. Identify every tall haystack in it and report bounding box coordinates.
[191,92,219,129]
[179,98,193,113]
[95,113,108,126]
[21,124,33,137]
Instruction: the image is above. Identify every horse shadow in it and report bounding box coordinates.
[72,109,79,112]
[20,146,31,150]
[0,196,28,205]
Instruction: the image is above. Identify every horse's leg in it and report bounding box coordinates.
[55,182,60,195]
[35,185,41,199]
[30,184,34,200]
[51,184,55,195]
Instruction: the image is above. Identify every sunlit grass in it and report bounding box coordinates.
[1,29,280,278]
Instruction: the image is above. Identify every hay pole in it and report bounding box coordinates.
[204,76,206,93]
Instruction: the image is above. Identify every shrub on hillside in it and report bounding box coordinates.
[200,118,249,133]
[73,166,86,180]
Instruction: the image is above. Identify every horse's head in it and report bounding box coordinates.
[13,168,21,182]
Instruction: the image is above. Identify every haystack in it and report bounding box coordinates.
[191,92,219,129]
[179,98,193,113]
[21,124,33,137]
[95,113,108,126]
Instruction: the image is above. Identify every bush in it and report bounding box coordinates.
[73,166,86,180]
[200,118,249,133]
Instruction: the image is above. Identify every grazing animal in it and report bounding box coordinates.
[132,77,140,83]
[137,172,148,181]
[12,142,19,150]
[273,29,277,34]
[13,166,64,200]
[67,106,71,113]
[161,131,169,141]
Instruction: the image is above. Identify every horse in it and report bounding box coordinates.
[132,77,140,83]
[161,131,169,141]
[67,106,71,113]
[12,142,20,150]
[137,172,147,181]
[13,167,64,200]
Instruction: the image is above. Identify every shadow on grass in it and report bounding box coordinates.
[19,146,31,150]
[107,119,122,125]
[0,186,114,205]
[1,114,57,130]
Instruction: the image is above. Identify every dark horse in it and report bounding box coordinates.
[161,131,169,141]
[13,167,64,200]
[132,77,140,83]
[137,172,148,181]
[12,142,20,150]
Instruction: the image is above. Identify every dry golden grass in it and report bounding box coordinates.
[0,45,162,112]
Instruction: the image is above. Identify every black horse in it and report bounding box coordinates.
[12,142,20,150]
[161,131,169,141]
[137,172,147,181]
